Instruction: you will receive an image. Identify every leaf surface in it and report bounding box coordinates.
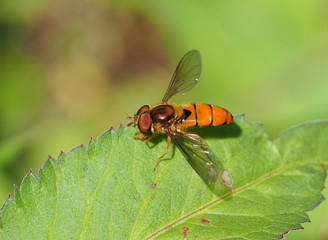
[0,116,327,239]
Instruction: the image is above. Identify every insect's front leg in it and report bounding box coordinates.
[153,135,171,172]
[134,133,157,143]
[143,134,157,143]
[133,133,147,140]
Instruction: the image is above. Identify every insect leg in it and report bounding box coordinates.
[133,133,147,139]
[127,116,136,126]
[152,135,171,172]
[143,134,157,143]
[134,133,157,143]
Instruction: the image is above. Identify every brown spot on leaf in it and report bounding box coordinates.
[183,227,189,239]
[201,218,210,224]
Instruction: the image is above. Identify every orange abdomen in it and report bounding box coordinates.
[180,104,233,128]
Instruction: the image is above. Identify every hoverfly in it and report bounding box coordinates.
[128,50,233,182]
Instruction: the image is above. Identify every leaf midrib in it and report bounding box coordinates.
[144,156,320,239]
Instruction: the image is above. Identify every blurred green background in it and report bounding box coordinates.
[0,0,327,239]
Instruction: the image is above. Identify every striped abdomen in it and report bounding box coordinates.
[180,104,233,128]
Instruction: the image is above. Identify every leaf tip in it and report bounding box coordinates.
[12,184,17,198]
[305,195,325,211]
[249,121,264,127]
[278,226,304,239]
[233,113,246,122]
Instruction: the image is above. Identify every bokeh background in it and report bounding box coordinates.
[0,0,327,239]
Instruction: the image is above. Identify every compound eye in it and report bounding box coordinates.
[137,105,150,115]
[138,113,152,134]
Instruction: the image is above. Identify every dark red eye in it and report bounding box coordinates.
[138,113,152,134]
[137,105,150,115]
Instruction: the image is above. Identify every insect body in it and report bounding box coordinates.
[180,104,233,127]
[128,50,233,182]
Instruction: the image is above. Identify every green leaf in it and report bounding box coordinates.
[0,116,327,239]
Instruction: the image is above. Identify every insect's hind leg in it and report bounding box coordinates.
[153,136,171,172]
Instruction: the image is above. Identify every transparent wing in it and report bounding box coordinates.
[162,50,202,103]
[168,131,218,182]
